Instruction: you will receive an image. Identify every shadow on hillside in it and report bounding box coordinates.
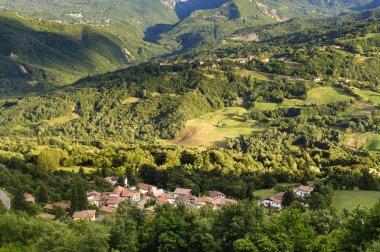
[144,24,173,43]
[0,14,128,97]
[174,0,229,20]
[351,0,380,11]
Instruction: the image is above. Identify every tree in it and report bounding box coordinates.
[36,184,49,203]
[233,236,258,252]
[70,177,88,212]
[37,148,67,172]
[0,201,7,215]
[282,190,296,207]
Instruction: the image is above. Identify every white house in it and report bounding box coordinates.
[137,183,157,195]
[24,193,35,204]
[293,185,314,198]
[121,189,140,202]
[261,192,284,209]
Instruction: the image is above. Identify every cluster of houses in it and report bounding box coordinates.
[261,185,314,209]
[23,179,313,221]
[72,181,237,221]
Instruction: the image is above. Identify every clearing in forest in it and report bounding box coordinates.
[365,135,380,151]
[121,97,143,104]
[169,107,261,148]
[57,166,97,173]
[332,190,380,211]
[353,88,380,106]
[305,87,352,104]
[344,132,372,150]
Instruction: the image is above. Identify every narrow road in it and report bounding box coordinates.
[0,190,10,209]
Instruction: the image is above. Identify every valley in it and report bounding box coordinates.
[0,1,380,251]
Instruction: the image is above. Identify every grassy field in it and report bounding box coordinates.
[344,132,372,150]
[353,88,380,106]
[251,102,278,111]
[342,101,378,118]
[237,69,273,81]
[249,86,353,112]
[332,190,380,211]
[253,188,277,199]
[169,107,262,147]
[306,87,352,104]
[365,135,380,151]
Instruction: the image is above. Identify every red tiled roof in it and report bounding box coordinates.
[43,204,54,210]
[100,206,116,213]
[122,189,138,197]
[174,188,192,195]
[195,197,213,204]
[56,203,70,210]
[137,183,154,191]
[87,191,101,197]
[267,192,284,204]
[157,195,172,203]
[297,185,314,193]
[113,186,124,195]
[23,193,34,200]
[151,189,165,197]
[107,196,124,205]
[43,202,70,210]
[72,210,96,219]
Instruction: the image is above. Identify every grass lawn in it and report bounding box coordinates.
[365,135,380,151]
[332,190,380,211]
[168,107,262,148]
[251,102,278,111]
[253,188,277,199]
[57,166,97,173]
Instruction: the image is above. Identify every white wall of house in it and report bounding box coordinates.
[293,189,311,198]
[261,200,282,208]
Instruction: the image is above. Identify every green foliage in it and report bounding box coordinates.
[282,190,296,207]
[70,177,88,212]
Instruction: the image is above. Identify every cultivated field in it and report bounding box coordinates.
[170,107,261,147]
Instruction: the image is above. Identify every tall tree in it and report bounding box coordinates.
[70,177,88,212]
[282,190,296,207]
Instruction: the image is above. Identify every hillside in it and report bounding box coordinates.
[0,12,133,96]
[154,0,380,53]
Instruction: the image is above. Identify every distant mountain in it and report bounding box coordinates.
[154,0,380,53]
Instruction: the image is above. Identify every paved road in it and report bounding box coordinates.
[0,190,10,209]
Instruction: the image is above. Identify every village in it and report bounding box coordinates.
[19,175,315,221]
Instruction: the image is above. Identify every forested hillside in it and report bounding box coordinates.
[0,13,131,96]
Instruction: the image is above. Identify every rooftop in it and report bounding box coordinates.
[72,210,96,219]
[267,192,284,204]
[174,188,192,195]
